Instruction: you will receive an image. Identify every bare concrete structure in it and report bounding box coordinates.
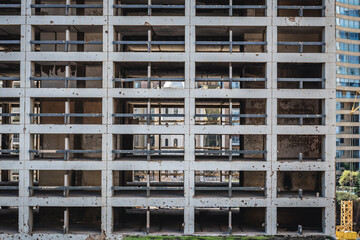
[0,0,336,239]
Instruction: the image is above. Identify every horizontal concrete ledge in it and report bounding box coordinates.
[26,197,102,206]
[273,162,334,171]
[26,125,105,134]
[24,161,105,170]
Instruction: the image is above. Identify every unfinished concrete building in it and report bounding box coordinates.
[0,0,336,238]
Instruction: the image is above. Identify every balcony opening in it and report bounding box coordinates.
[30,134,102,161]
[195,171,265,197]
[113,0,185,16]
[0,25,20,52]
[30,170,101,197]
[114,26,185,52]
[195,134,266,161]
[277,0,324,17]
[196,26,267,53]
[31,61,102,88]
[277,99,324,125]
[113,98,184,125]
[0,207,18,233]
[113,170,184,198]
[31,0,103,16]
[277,171,324,198]
[277,27,324,53]
[0,170,19,197]
[277,63,324,89]
[195,98,266,125]
[113,134,184,161]
[0,134,19,161]
[31,25,103,52]
[31,98,102,124]
[196,0,266,17]
[0,98,20,125]
[0,62,20,88]
[114,62,184,89]
[277,135,324,162]
[0,1,21,16]
[196,62,266,89]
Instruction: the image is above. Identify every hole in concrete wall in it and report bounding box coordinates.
[0,62,20,88]
[195,98,266,125]
[32,0,103,16]
[33,206,65,233]
[0,170,19,196]
[113,134,184,161]
[195,171,265,197]
[114,62,185,89]
[114,0,185,16]
[31,134,102,161]
[195,207,265,234]
[277,171,324,197]
[277,63,324,89]
[277,207,323,233]
[196,62,266,89]
[277,135,324,161]
[0,98,20,124]
[196,26,267,53]
[113,98,185,125]
[114,26,185,52]
[31,98,102,124]
[0,1,21,16]
[0,25,20,52]
[0,207,18,233]
[30,170,101,197]
[113,170,184,197]
[277,0,323,17]
[277,99,324,125]
[32,61,102,88]
[195,134,266,161]
[196,0,266,17]
[32,25,103,52]
[114,207,184,233]
[277,27,324,53]
[0,134,19,161]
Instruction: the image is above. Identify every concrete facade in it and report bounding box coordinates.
[0,0,336,239]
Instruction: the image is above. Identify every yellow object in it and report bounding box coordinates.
[336,201,355,239]
[351,91,360,114]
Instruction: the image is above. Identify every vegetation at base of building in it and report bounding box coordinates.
[123,236,335,240]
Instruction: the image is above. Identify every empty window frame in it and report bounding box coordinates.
[0,25,20,52]
[196,62,266,89]
[195,171,265,198]
[0,62,20,88]
[196,26,267,53]
[0,1,21,16]
[29,170,101,197]
[114,62,184,89]
[30,134,102,161]
[277,207,323,234]
[31,0,103,16]
[112,170,184,197]
[31,25,103,52]
[31,98,102,124]
[0,134,19,161]
[277,0,324,17]
[277,99,325,125]
[277,135,325,162]
[0,98,20,125]
[277,171,324,198]
[32,207,101,234]
[113,134,184,161]
[113,207,184,234]
[195,98,266,125]
[113,0,185,16]
[277,63,325,89]
[196,0,266,17]
[195,134,266,161]
[31,61,102,88]
[195,207,265,234]
[277,27,324,53]
[0,170,19,197]
[113,98,184,125]
[0,207,18,233]
[113,26,185,52]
